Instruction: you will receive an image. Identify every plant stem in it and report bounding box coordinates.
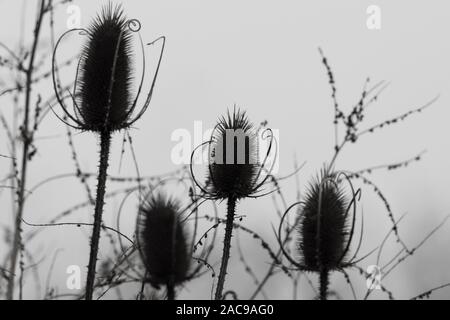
[167,282,175,300]
[319,268,329,300]
[85,130,111,300]
[214,197,236,300]
[6,0,45,300]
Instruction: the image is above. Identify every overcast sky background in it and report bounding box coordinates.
[1,0,450,299]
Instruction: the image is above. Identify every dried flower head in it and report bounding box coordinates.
[191,108,275,200]
[137,193,191,287]
[75,4,134,132]
[277,168,363,300]
[298,169,350,272]
[207,109,259,199]
[52,2,165,133]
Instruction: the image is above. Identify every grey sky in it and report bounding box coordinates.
[0,0,449,299]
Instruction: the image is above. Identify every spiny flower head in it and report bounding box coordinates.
[298,169,350,272]
[52,2,165,133]
[75,3,134,132]
[206,108,260,200]
[137,193,191,286]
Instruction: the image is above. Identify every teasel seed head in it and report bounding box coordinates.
[137,193,191,287]
[53,2,165,133]
[75,3,134,132]
[206,108,260,200]
[298,169,350,272]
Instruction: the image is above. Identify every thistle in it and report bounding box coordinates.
[206,109,260,200]
[300,170,350,269]
[75,4,134,132]
[278,168,362,300]
[191,108,275,300]
[137,194,191,300]
[51,3,165,300]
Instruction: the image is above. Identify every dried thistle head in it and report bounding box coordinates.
[75,3,134,132]
[137,193,191,287]
[190,108,277,201]
[203,108,266,200]
[297,169,351,272]
[52,2,165,133]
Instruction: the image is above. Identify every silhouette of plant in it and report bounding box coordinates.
[136,193,191,300]
[277,169,363,299]
[51,3,165,299]
[190,108,276,299]
[0,1,449,302]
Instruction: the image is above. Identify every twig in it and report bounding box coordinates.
[7,0,46,300]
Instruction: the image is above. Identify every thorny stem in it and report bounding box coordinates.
[167,282,175,300]
[85,130,111,300]
[319,268,329,300]
[214,197,237,300]
[7,0,46,300]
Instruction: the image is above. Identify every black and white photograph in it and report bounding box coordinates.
[0,0,449,309]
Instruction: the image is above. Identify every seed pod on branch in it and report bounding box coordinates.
[52,2,165,133]
[277,168,363,300]
[51,2,165,300]
[137,193,191,299]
